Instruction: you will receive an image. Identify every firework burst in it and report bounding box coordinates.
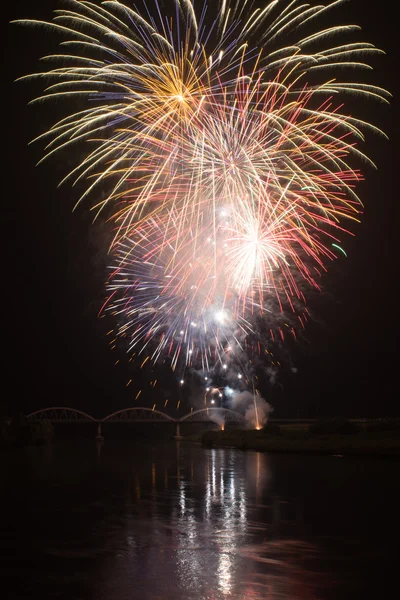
[14,0,388,388]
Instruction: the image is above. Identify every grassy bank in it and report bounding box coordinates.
[197,420,400,457]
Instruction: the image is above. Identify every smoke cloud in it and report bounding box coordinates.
[230,390,273,428]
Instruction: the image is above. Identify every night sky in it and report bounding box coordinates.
[3,1,399,418]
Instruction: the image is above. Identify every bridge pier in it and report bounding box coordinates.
[174,422,183,440]
[96,422,104,442]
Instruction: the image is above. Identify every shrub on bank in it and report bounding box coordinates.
[308,418,361,435]
[202,429,256,448]
[365,419,400,433]
[261,422,281,436]
[202,430,217,446]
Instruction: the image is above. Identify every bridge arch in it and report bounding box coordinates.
[27,407,97,422]
[102,407,176,423]
[179,407,247,425]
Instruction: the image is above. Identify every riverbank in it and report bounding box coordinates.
[197,422,400,457]
[0,418,53,449]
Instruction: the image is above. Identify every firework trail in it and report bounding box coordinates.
[14,1,388,402]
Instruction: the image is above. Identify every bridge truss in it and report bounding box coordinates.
[27,407,96,423]
[26,406,247,438]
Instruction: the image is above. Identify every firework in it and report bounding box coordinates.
[14,1,388,385]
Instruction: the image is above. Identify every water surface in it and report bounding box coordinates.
[1,441,398,599]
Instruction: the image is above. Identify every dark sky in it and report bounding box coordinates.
[3,1,399,418]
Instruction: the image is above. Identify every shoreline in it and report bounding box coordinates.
[196,429,400,458]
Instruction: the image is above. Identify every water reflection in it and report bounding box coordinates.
[93,443,320,600]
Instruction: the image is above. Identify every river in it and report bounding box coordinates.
[1,440,399,599]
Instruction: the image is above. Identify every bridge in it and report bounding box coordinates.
[26,406,247,440]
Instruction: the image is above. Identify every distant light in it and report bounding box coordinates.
[206,387,210,392]
[238,373,242,379]
[223,364,227,369]
[211,399,215,404]
[204,376,208,381]
[219,393,223,398]
[188,349,193,354]
[191,321,197,327]
[180,330,184,335]
[180,380,184,385]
